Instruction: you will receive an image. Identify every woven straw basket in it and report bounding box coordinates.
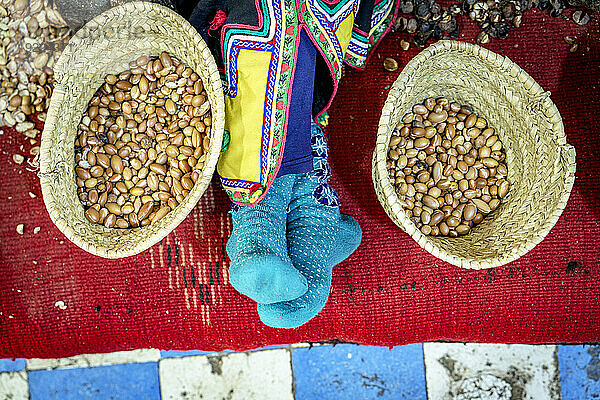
[40,2,224,258]
[372,40,576,269]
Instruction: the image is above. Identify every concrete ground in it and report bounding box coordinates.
[0,342,598,399]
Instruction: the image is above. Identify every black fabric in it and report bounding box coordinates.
[354,0,376,33]
[182,0,260,69]
[312,53,334,120]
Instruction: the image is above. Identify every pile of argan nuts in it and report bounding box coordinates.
[75,52,211,229]
[387,98,510,237]
[1,0,71,170]
[1,0,70,127]
[392,0,591,50]
[393,0,462,48]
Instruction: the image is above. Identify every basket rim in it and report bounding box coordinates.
[372,40,576,269]
[39,1,225,258]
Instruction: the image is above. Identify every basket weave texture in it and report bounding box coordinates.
[40,1,225,259]
[372,40,576,269]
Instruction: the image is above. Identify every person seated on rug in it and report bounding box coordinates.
[57,0,398,328]
[178,0,398,328]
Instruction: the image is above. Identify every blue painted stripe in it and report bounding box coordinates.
[28,362,160,400]
[558,344,600,399]
[292,343,427,399]
[159,350,214,359]
[160,345,288,359]
[254,344,290,351]
[0,358,26,372]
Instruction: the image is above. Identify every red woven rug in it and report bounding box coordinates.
[1,11,599,358]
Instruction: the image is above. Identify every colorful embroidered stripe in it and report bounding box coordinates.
[371,0,394,30]
[222,0,275,97]
[308,0,356,50]
[221,0,299,205]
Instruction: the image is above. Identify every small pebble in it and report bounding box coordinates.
[33,226,41,234]
[13,154,25,164]
[16,224,24,234]
[54,300,67,310]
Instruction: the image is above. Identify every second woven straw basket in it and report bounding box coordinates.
[372,40,576,269]
[40,2,224,258]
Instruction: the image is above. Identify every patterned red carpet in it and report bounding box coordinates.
[1,10,599,358]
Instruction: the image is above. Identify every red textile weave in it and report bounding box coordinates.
[1,11,599,358]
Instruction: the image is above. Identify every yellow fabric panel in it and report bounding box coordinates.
[217,48,272,184]
[336,14,355,56]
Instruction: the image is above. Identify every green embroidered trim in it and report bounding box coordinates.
[350,30,370,44]
[316,112,329,127]
[221,130,230,152]
[344,51,366,69]
[300,2,344,82]
[373,0,391,15]
[315,0,347,14]
[222,0,365,204]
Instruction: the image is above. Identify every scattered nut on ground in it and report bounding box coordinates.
[24,128,40,138]
[383,57,399,72]
[13,154,25,164]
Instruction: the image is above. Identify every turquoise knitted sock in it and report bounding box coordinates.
[226,174,308,304]
[257,123,362,328]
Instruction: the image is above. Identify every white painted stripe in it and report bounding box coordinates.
[423,343,559,400]
[0,371,28,400]
[159,349,293,400]
[290,342,329,348]
[26,349,161,371]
